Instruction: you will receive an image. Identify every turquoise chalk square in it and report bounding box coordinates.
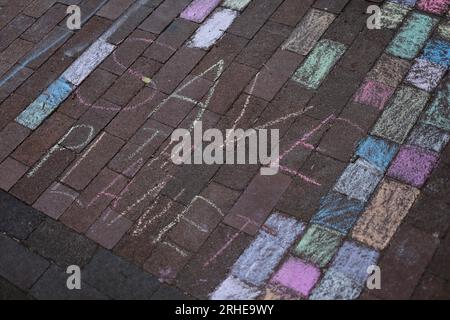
[356,135,399,171]
[311,192,365,235]
[16,78,74,130]
[423,81,450,131]
[420,39,450,67]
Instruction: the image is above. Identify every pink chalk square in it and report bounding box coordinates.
[353,80,395,110]
[270,256,321,297]
[418,0,450,15]
[33,183,79,219]
[0,157,28,191]
[180,0,221,23]
[387,145,439,187]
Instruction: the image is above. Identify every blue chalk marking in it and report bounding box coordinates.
[420,39,450,68]
[0,0,109,88]
[15,78,74,130]
[356,135,399,171]
[311,192,365,235]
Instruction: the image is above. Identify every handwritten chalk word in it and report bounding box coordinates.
[66,5,81,30]
[171,121,280,175]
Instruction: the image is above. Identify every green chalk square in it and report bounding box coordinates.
[381,2,411,30]
[293,224,343,268]
[386,12,438,60]
[292,39,346,90]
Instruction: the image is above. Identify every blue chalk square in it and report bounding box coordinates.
[311,192,365,235]
[420,39,450,67]
[388,0,417,6]
[356,135,399,171]
[15,77,74,130]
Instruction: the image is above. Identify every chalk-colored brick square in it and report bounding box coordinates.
[222,0,251,11]
[334,159,383,202]
[293,39,346,90]
[231,213,304,286]
[270,257,320,297]
[407,123,450,152]
[371,86,430,144]
[421,39,450,67]
[406,59,446,92]
[387,145,439,187]
[294,224,343,267]
[353,80,395,110]
[389,0,417,6]
[210,275,261,300]
[437,20,450,41]
[367,54,411,87]
[418,0,450,15]
[352,179,420,250]
[356,135,399,171]
[381,1,411,29]
[387,12,438,60]
[309,270,362,300]
[311,192,365,235]
[423,81,450,131]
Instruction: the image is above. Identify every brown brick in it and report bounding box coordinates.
[0,157,29,191]
[33,182,79,219]
[0,122,30,163]
[139,0,191,35]
[0,94,31,131]
[270,0,314,27]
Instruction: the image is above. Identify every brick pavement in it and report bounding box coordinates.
[0,0,449,300]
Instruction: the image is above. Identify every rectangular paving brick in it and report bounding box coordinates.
[386,12,438,60]
[30,264,107,300]
[294,224,343,268]
[374,224,439,299]
[231,213,305,286]
[180,0,221,23]
[310,241,379,300]
[282,9,336,55]
[407,123,450,153]
[188,8,238,50]
[97,0,135,20]
[423,80,450,131]
[12,112,74,167]
[223,173,291,235]
[33,182,79,220]
[177,223,252,299]
[60,132,124,191]
[86,208,133,250]
[311,192,365,235]
[367,54,411,88]
[0,234,49,290]
[0,123,31,163]
[355,135,399,172]
[271,0,314,27]
[143,18,198,63]
[152,46,205,94]
[26,218,97,267]
[245,49,303,101]
[222,0,251,11]
[292,39,346,90]
[353,79,395,110]
[83,248,160,299]
[420,39,450,67]
[371,86,430,144]
[417,0,450,15]
[270,256,320,298]
[334,159,383,202]
[406,58,446,92]
[387,145,439,188]
[352,179,420,250]
[0,190,44,240]
[139,0,191,34]
[381,1,411,30]
[60,167,129,233]
[210,275,261,300]
[0,157,29,191]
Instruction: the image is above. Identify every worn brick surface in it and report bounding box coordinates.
[1,0,449,300]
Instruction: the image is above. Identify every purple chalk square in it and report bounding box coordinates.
[418,0,450,15]
[387,145,439,187]
[406,59,446,92]
[180,0,222,23]
[353,80,395,110]
[270,256,320,297]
